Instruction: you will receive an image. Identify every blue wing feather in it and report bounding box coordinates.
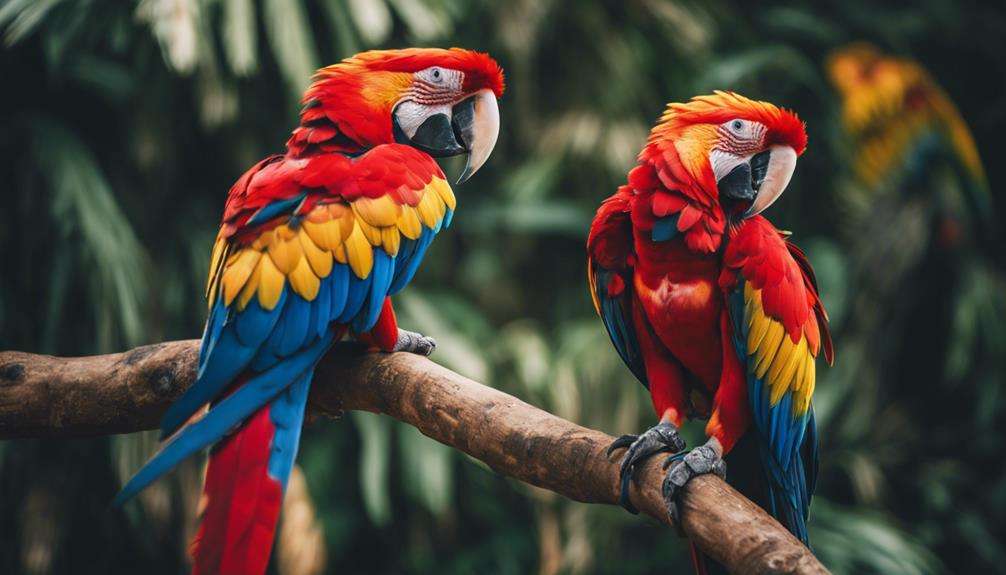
[277,294,312,357]
[328,264,350,320]
[651,214,680,242]
[116,329,336,506]
[389,228,435,295]
[124,179,448,505]
[728,278,817,545]
[354,250,394,332]
[591,265,647,387]
[337,271,371,324]
[245,192,307,227]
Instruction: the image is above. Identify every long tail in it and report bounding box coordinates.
[191,369,313,575]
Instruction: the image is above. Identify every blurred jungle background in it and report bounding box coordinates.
[2,0,1005,573]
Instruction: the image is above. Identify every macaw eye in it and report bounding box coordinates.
[731,120,744,132]
[431,68,442,82]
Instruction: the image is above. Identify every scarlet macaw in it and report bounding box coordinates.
[587,92,833,563]
[827,44,1000,384]
[114,48,504,575]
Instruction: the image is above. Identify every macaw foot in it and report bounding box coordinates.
[661,440,726,535]
[606,421,685,514]
[393,329,437,356]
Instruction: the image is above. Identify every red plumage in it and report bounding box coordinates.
[191,383,283,575]
[176,48,504,575]
[588,93,832,565]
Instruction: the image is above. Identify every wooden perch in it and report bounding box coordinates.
[0,342,827,575]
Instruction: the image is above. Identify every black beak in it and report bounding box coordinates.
[718,149,772,203]
[393,90,500,184]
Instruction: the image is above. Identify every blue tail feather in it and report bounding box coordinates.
[267,370,313,489]
[116,329,336,506]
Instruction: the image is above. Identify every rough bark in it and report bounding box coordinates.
[0,342,828,575]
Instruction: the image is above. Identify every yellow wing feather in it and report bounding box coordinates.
[745,284,819,416]
[211,176,453,313]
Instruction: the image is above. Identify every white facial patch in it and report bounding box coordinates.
[394,100,453,139]
[709,148,749,182]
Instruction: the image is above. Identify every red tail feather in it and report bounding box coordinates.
[191,400,283,575]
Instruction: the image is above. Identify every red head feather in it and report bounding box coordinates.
[649,91,807,155]
[632,92,807,253]
[288,48,504,157]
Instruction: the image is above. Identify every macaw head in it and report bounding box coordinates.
[644,91,807,219]
[289,48,505,183]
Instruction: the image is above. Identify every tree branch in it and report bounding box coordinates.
[0,342,828,575]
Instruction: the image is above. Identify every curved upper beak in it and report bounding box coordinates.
[394,89,500,185]
[452,89,500,184]
[717,145,798,219]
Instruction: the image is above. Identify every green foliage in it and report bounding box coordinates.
[2,1,1005,574]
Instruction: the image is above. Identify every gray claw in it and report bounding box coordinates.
[607,422,685,514]
[661,443,726,536]
[393,329,437,356]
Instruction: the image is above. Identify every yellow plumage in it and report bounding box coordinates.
[754,321,784,379]
[354,217,380,246]
[381,226,400,256]
[257,255,286,310]
[396,207,423,240]
[415,190,444,228]
[353,195,402,227]
[215,178,453,313]
[433,178,457,210]
[288,257,321,301]
[302,219,343,252]
[206,236,228,302]
[299,231,333,279]
[343,222,374,279]
[237,254,264,311]
[268,225,304,275]
[221,249,262,307]
[744,284,818,416]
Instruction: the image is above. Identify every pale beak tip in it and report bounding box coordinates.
[456,160,475,185]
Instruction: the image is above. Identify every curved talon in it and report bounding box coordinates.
[606,434,637,457]
[661,443,727,537]
[606,422,685,514]
[393,329,437,356]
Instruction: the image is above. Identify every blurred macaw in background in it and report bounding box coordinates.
[588,92,833,572]
[826,44,1003,388]
[113,48,504,575]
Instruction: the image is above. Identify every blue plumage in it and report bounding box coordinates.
[277,294,312,356]
[310,277,331,339]
[266,369,313,488]
[245,192,307,227]
[121,187,449,511]
[592,266,647,386]
[355,250,394,332]
[728,277,817,545]
[390,228,435,295]
[115,329,336,506]
[337,271,371,324]
[651,214,680,242]
[328,264,350,320]
[235,295,286,348]
[162,300,264,439]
